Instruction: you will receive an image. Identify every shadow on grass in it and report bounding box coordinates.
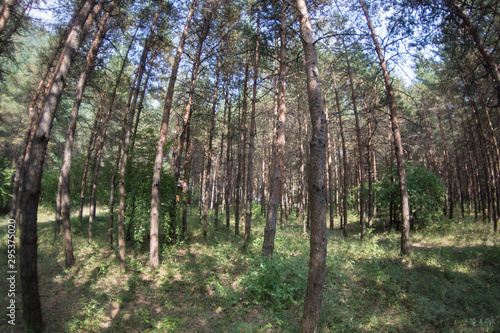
[321,239,500,332]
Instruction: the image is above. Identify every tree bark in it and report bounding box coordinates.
[333,74,348,237]
[202,56,221,238]
[324,94,335,230]
[20,1,97,330]
[297,0,328,331]
[436,110,453,218]
[225,96,232,229]
[56,0,116,267]
[344,43,366,239]
[245,12,260,244]
[149,0,196,270]
[235,55,250,236]
[360,0,410,255]
[116,10,160,270]
[262,3,286,256]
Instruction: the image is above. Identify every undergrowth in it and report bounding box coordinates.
[0,207,499,332]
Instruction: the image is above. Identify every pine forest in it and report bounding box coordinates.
[0,0,499,332]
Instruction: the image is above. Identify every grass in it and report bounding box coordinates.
[1,205,499,332]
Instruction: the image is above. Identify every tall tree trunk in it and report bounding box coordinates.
[296,84,306,226]
[365,97,375,226]
[79,101,102,224]
[181,123,193,239]
[20,1,97,330]
[150,0,196,269]
[225,96,233,229]
[344,43,366,239]
[324,94,335,230]
[202,56,221,238]
[92,27,138,247]
[56,0,116,267]
[333,74,348,237]
[235,56,250,236]
[448,113,465,218]
[436,110,453,218]
[214,85,227,228]
[245,12,260,243]
[360,0,410,255]
[262,4,286,255]
[116,11,160,270]
[108,76,137,245]
[297,0,328,330]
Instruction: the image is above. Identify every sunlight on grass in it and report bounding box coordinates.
[0,206,499,332]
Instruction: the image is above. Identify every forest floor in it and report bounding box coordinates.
[1,205,500,332]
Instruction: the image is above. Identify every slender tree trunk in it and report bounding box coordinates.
[245,13,260,244]
[436,110,453,218]
[360,0,410,255]
[20,1,97,330]
[56,0,116,267]
[262,4,286,255]
[225,96,233,229]
[150,0,196,269]
[214,87,227,228]
[448,114,465,218]
[235,56,250,236]
[333,74,348,237]
[181,123,193,239]
[108,77,136,245]
[116,12,159,270]
[202,57,221,238]
[324,94,335,230]
[297,0,328,330]
[79,102,102,224]
[344,44,365,238]
[365,98,375,226]
[296,85,306,225]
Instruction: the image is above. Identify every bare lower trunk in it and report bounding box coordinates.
[262,5,286,255]
[150,0,196,269]
[360,0,410,255]
[333,75,348,237]
[245,14,260,243]
[344,43,365,238]
[235,57,250,236]
[202,57,221,238]
[297,0,328,330]
[20,1,97,330]
[225,97,233,229]
[57,0,115,267]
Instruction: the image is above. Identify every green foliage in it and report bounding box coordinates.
[0,157,13,212]
[241,254,308,311]
[40,165,60,207]
[125,128,176,249]
[375,164,446,222]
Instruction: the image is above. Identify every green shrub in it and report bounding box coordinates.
[124,128,177,249]
[242,254,308,311]
[375,163,446,223]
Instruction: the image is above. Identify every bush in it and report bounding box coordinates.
[125,128,177,249]
[241,254,308,311]
[375,164,446,223]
